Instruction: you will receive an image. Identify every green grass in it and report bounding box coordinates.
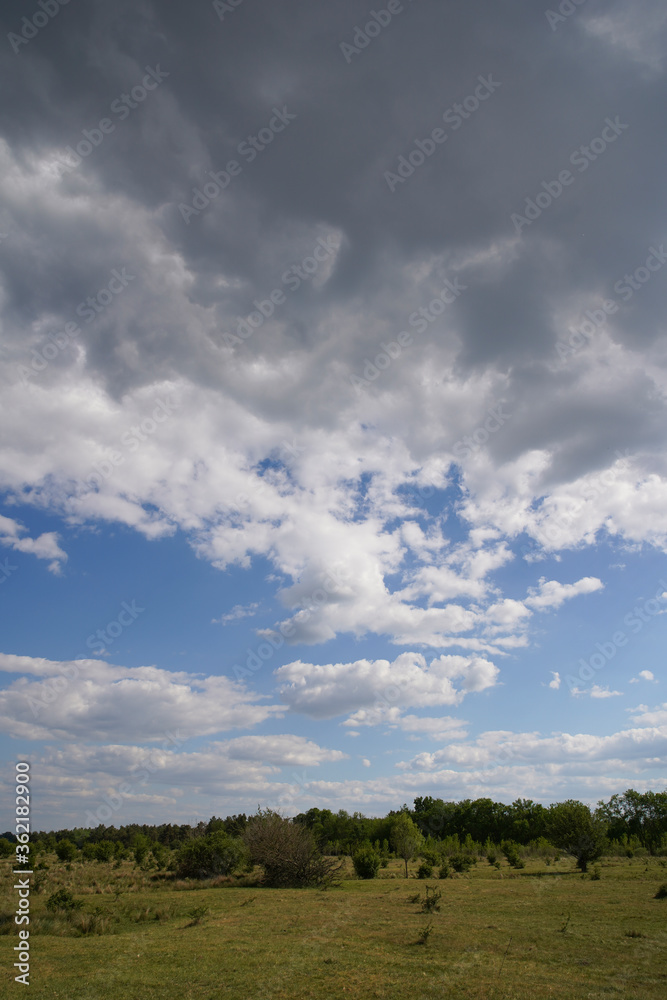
[2,855,667,998]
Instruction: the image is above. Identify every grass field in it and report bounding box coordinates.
[3,855,667,999]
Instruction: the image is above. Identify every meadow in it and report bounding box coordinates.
[2,854,667,999]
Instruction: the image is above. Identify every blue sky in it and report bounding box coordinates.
[0,0,666,831]
[1,497,665,830]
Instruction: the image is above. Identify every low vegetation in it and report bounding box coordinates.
[1,792,665,995]
[2,852,667,998]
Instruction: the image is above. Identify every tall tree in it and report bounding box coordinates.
[546,800,607,872]
[390,811,424,877]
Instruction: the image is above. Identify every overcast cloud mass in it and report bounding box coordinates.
[0,0,666,829]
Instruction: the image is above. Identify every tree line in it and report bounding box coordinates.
[1,789,664,884]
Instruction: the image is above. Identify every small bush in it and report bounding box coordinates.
[449,854,474,873]
[176,832,248,880]
[55,840,78,863]
[352,845,381,880]
[421,886,442,913]
[438,863,451,879]
[501,841,525,869]
[186,905,209,926]
[590,865,601,881]
[46,889,82,914]
[417,862,434,879]
[416,921,434,945]
[69,912,112,936]
[93,841,115,863]
[487,852,497,865]
[654,883,667,899]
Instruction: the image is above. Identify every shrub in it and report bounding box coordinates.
[46,889,82,914]
[501,841,525,869]
[449,854,475,873]
[352,845,381,879]
[93,840,115,863]
[244,809,343,888]
[176,831,248,880]
[420,886,442,913]
[438,863,451,879]
[150,843,169,870]
[186,905,209,926]
[132,834,152,867]
[417,921,434,945]
[69,912,111,935]
[654,883,667,899]
[417,862,434,879]
[590,865,601,881]
[55,840,77,863]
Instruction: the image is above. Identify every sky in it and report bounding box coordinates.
[0,0,666,832]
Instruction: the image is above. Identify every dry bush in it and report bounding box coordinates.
[243,809,343,888]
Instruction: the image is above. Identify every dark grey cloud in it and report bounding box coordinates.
[0,0,666,545]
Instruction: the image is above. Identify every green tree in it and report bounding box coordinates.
[132,833,152,866]
[352,843,381,879]
[176,831,248,879]
[93,840,115,862]
[597,790,667,855]
[55,839,78,862]
[391,811,424,877]
[546,800,607,872]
